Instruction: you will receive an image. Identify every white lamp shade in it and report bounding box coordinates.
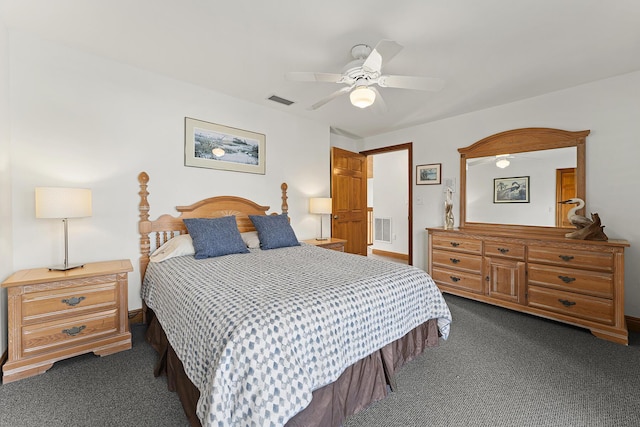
[350,86,376,108]
[309,197,332,214]
[35,187,92,218]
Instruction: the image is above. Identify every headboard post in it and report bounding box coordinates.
[281,182,288,216]
[138,172,151,283]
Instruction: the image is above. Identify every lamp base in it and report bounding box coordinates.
[48,263,85,271]
[315,237,329,241]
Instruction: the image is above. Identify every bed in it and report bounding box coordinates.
[137,172,452,427]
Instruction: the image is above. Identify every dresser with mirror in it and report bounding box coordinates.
[427,128,629,344]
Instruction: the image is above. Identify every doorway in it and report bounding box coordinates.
[360,142,413,265]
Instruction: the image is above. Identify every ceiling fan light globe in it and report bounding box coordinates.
[496,158,510,168]
[350,86,376,108]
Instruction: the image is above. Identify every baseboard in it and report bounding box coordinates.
[128,308,144,325]
[371,249,408,261]
[626,315,640,332]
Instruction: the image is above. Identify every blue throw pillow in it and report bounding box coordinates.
[249,214,300,250]
[183,216,249,259]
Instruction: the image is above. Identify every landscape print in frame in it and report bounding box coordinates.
[493,176,530,203]
[416,163,442,185]
[185,117,265,174]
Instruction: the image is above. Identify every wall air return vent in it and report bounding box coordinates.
[374,217,392,243]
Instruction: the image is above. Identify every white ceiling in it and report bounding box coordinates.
[2,0,640,138]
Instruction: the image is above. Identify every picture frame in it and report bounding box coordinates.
[416,163,442,185]
[493,176,530,203]
[185,117,266,174]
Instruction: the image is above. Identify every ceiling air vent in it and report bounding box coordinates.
[267,95,294,106]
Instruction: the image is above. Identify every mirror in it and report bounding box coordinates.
[459,128,588,233]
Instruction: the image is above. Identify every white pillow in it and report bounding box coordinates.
[150,234,195,262]
[241,231,261,249]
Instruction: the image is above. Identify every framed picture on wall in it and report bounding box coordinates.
[184,117,266,174]
[494,176,530,203]
[416,163,442,185]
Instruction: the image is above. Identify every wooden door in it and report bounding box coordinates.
[331,147,367,256]
[556,168,576,228]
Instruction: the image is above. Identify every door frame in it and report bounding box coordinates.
[360,143,413,265]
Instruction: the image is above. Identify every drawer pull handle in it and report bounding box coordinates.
[62,325,86,337]
[450,276,461,283]
[61,296,86,307]
[559,255,574,262]
[558,275,576,284]
[450,242,460,247]
[450,258,461,264]
[497,247,509,254]
[558,299,576,307]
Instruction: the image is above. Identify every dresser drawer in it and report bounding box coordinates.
[432,250,482,272]
[484,241,525,260]
[22,282,117,323]
[528,246,613,272]
[528,286,613,325]
[432,234,482,254]
[432,267,484,294]
[21,309,119,357]
[528,264,613,298]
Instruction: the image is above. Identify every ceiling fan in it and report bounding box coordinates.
[286,40,445,110]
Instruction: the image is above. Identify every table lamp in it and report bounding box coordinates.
[35,187,92,271]
[309,197,332,241]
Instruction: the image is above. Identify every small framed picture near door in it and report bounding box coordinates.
[416,163,441,185]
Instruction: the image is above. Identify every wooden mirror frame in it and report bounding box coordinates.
[459,128,589,237]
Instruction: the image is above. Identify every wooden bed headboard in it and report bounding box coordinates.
[137,171,289,281]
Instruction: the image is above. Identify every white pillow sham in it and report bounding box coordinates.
[150,234,195,262]
[241,231,261,249]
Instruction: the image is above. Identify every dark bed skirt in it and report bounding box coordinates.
[145,310,440,427]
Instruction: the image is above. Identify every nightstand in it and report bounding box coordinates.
[303,237,347,252]
[1,259,133,383]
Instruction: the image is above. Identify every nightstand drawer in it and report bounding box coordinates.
[321,242,345,251]
[22,309,119,357]
[22,282,117,322]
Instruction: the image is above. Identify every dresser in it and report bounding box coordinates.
[427,228,629,344]
[2,259,133,383]
[302,237,347,252]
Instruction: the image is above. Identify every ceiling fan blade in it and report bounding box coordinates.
[378,75,445,91]
[309,85,353,110]
[370,87,388,113]
[285,72,343,83]
[362,40,403,74]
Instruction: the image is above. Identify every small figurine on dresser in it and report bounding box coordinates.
[444,187,454,230]
[559,198,608,241]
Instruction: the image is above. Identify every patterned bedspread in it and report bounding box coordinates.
[142,243,451,427]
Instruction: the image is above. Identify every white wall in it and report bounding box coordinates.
[0,17,11,355]
[371,151,408,255]
[329,132,359,152]
[9,32,330,311]
[361,71,640,317]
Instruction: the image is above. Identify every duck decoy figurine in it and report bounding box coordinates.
[559,198,591,228]
[558,198,608,241]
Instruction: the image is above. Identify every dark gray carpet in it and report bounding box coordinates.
[1,294,639,427]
